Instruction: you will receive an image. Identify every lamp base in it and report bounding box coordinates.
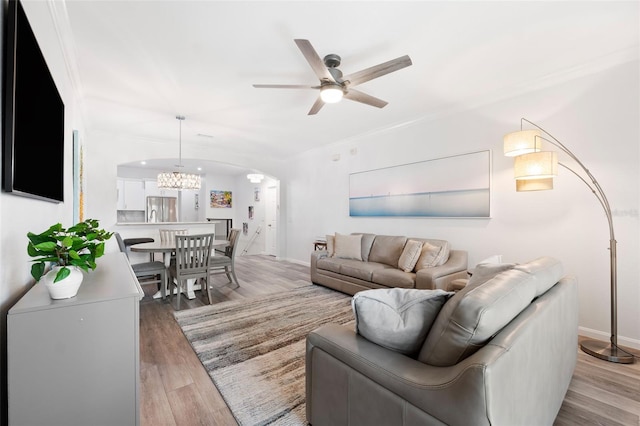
[580,339,637,364]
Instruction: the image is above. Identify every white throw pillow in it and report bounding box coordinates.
[334,233,362,260]
[325,234,335,257]
[413,242,442,271]
[398,240,424,272]
[352,288,453,355]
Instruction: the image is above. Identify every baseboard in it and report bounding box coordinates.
[578,326,640,350]
[283,257,310,267]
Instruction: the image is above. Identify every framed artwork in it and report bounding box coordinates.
[254,187,261,202]
[210,190,232,208]
[349,150,491,218]
[242,222,248,235]
[72,130,85,223]
[248,206,254,220]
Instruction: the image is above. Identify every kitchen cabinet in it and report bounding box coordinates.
[117,178,145,210]
[7,253,143,426]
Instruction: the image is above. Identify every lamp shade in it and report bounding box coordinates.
[504,129,542,157]
[514,151,558,180]
[320,84,344,103]
[516,178,554,192]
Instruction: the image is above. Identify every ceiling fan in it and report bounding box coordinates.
[253,39,412,115]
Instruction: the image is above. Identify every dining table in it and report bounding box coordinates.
[131,239,229,299]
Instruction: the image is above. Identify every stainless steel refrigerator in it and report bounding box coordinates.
[146,196,178,222]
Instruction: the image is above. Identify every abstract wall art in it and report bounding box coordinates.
[349,150,491,218]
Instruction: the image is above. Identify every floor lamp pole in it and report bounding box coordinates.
[521,119,635,364]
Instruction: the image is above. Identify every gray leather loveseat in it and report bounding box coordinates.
[306,257,578,425]
[311,233,468,294]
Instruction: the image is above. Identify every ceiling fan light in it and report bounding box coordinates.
[320,85,344,103]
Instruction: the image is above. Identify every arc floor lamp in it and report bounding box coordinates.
[503,118,635,364]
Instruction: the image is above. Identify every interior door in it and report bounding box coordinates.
[265,185,278,256]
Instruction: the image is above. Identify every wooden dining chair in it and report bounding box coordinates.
[209,228,241,287]
[169,233,214,309]
[115,233,168,299]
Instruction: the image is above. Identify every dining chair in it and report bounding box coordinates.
[115,233,168,299]
[169,233,214,309]
[159,228,188,243]
[159,228,188,262]
[209,228,241,287]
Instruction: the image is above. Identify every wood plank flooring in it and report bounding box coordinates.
[139,255,640,425]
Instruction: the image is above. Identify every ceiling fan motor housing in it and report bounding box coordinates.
[323,54,341,68]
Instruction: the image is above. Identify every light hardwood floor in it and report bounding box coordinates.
[139,255,640,426]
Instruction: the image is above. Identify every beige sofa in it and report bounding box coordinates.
[310,233,468,295]
[306,257,578,425]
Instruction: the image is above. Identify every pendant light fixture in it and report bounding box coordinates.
[157,115,201,190]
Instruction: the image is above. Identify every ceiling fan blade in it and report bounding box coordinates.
[344,89,388,108]
[342,55,412,87]
[294,39,335,83]
[253,84,318,89]
[308,97,325,115]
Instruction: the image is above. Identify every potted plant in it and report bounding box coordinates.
[27,219,113,299]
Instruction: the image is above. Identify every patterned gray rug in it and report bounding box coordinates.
[173,285,354,425]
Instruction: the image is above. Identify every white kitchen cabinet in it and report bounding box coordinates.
[117,178,145,210]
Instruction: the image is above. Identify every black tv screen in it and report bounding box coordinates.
[3,0,65,203]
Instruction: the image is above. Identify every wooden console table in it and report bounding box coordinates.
[7,252,143,426]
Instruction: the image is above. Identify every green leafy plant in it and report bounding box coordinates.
[27,219,113,283]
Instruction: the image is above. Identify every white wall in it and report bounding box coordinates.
[284,61,640,347]
[0,1,84,421]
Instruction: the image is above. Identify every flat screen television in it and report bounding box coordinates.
[3,0,65,203]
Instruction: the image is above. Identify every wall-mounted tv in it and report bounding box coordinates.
[3,0,65,203]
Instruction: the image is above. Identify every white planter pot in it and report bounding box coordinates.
[42,266,84,299]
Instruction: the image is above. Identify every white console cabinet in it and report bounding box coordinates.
[7,252,143,426]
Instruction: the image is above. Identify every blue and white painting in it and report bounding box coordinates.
[349,150,491,218]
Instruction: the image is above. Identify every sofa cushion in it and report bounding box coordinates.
[514,256,564,297]
[372,268,416,288]
[398,240,424,272]
[413,241,442,270]
[467,262,517,287]
[418,268,537,366]
[352,288,453,355]
[316,257,344,274]
[334,233,362,260]
[369,235,407,267]
[340,260,390,282]
[352,233,376,262]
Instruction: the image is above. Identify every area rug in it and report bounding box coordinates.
[173,285,354,425]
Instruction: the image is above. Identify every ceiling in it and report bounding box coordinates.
[60,1,638,172]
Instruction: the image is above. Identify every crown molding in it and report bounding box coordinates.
[47,0,86,120]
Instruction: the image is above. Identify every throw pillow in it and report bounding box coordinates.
[325,234,335,257]
[413,242,442,271]
[352,288,453,355]
[334,233,362,260]
[432,240,451,266]
[398,240,424,272]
